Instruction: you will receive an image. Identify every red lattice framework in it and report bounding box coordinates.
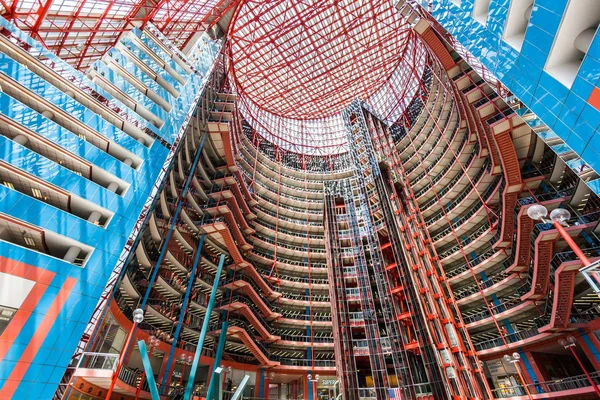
[0,0,237,69]
[228,0,414,120]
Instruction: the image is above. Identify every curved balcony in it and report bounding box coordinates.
[255,207,323,233]
[274,357,336,373]
[238,160,324,201]
[436,217,498,263]
[395,64,443,149]
[453,271,521,304]
[420,157,490,213]
[413,140,480,200]
[206,190,256,232]
[213,295,280,342]
[403,104,459,176]
[252,218,325,244]
[249,247,328,274]
[237,128,353,179]
[426,175,501,231]
[237,149,326,194]
[277,336,335,348]
[429,177,501,244]
[263,273,329,290]
[400,100,455,168]
[409,123,468,191]
[462,286,538,331]
[256,192,324,222]
[251,233,326,260]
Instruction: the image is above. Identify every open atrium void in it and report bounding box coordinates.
[0,1,600,400]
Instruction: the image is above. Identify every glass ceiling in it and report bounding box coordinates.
[229,0,426,156]
[2,0,223,69]
[4,0,427,156]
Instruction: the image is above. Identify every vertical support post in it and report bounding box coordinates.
[141,132,208,310]
[161,234,206,387]
[105,320,137,399]
[567,346,600,397]
[184,254,226,400]
[258,369,265,398]
[231,374,250,400]
[207,320,229,400]
[138,340,160,400]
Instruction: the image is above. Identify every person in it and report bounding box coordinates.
[225,378,233,400]
[533,379,544,394]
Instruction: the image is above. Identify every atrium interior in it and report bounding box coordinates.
[0,0,600,399]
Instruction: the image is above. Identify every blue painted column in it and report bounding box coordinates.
[305,283,313,400]
[139,339,161,400]
[258,369,265,398]
[518,350,539,388]
[206,321,229,400]
[161,234,206,387]
[579,328,600,366]
[184,254,225,400]
[141,131,208,309]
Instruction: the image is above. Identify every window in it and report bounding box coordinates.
[472,0,491,26]
[0,305,17,336]
[503,0,534,51]
[31,187,43,199]
[545,0,600,87]
[23,235,36,247]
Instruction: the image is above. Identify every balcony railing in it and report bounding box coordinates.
[492,371,600,398]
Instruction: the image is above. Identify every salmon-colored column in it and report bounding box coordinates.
[303,374,309,400]
[264,375,270,399]
[577,334,600,371]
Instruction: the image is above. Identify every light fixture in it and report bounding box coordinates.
[549,208,571,224]
[132,308,144,324]
[23,234,36,247]
[527,204,572,226]
[149,335,160,348]
[558,335,600,396]
[32,188,43,199]
[526,204,548,221]
[502,353,533,399]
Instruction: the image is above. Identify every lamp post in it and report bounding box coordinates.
[527,204,600,294]
[221,366,233,391]
[503,353,533,400]
[527,205,591,265]
[559,336,600,397]
[308,374,319,400]
[106,308,144,399]
[134,335,159,400]
[220,366,233,399]
[180,354,194,385]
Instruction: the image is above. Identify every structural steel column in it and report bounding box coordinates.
[206,320,229,400]
[161,233,206,387]
[184,254,225,399]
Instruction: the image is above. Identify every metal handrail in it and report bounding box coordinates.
[491,371,600,398]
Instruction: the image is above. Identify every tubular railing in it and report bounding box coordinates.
[491,371,600,398]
